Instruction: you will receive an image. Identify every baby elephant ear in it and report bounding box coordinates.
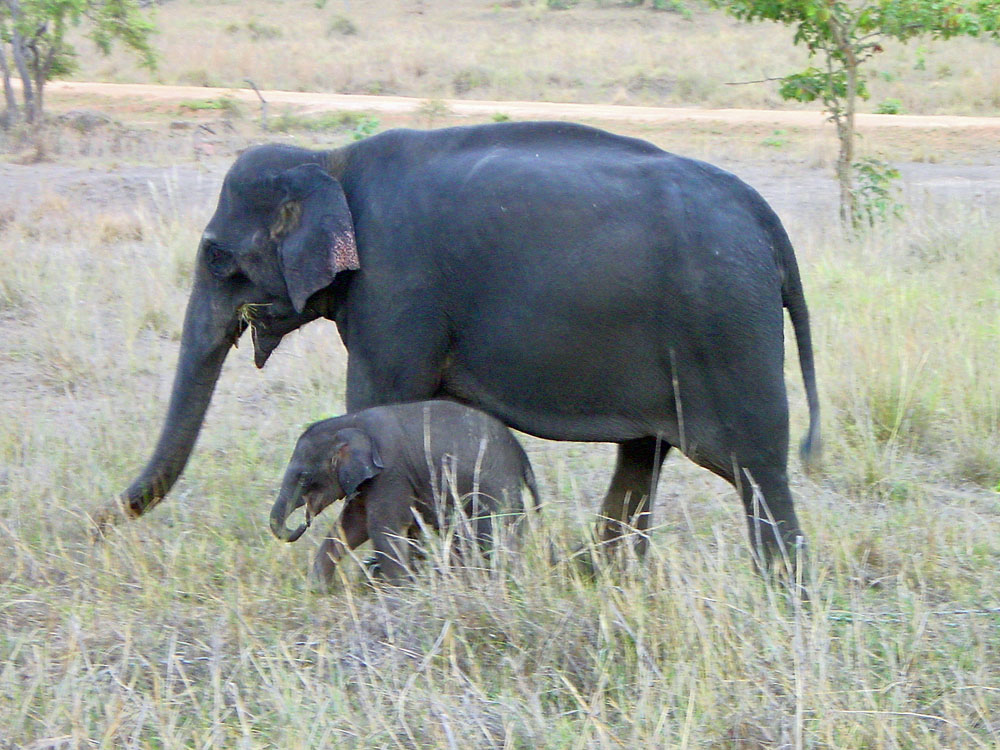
[331,428,384,496]
[273,163,359,314]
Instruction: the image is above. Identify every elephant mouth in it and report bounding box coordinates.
[236,303,288,369]
[238,302,322,369]
[251,325,283,369]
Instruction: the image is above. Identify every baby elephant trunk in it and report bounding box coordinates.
[270,480,308,543]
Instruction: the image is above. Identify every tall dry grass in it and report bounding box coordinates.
[71,0,1000,115]
[1,120,998,747]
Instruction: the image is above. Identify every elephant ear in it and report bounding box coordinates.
[272,163,359,314]
[331,428,384,496]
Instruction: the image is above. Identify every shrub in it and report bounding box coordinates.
[327,15,358,36]
[875,98,905,114]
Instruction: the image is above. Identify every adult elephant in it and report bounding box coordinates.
[110,121,820,571]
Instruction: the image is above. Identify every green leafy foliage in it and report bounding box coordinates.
[350,113,380,140]
[327,14,358,36]
[178,96,243,115]
[0,0,156,123]
[852,156,903,225]
[875,96,904,113]
[652,0,692,15]
[778,66,869,103]
[268,109,380,139]
[761,128,788,146]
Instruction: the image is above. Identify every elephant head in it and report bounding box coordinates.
[270,425,383,542]
[121,145,358,517]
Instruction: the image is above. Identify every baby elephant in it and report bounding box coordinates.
[270,400,539,586]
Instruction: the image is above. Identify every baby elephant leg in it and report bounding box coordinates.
[312,499,369,589]
[460,496,495,561]
[368,497,418,585]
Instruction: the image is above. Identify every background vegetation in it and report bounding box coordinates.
[0,0,156,124]
[69,0,1000,115]
[1,0,998,747]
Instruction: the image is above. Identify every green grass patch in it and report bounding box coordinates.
[268,109,380,139]
[178,96,244,117]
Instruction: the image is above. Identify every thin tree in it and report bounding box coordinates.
[711,0,1000,225]
[0,27,19,121]
[1,0,156,125]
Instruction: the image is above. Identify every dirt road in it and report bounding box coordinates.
[48,80,1000,130]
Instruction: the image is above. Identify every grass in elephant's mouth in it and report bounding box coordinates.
[236,302,271,324]
[235,302,272,346]
[0,157,998,747]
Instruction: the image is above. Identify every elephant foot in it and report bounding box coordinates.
[362,548,426,575]
[308,575,334,595]
[757,536,811,603]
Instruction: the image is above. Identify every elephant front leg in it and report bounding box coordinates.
[368,522,420,585]
[312,499,368,590]
[368,510,420,585]
[597,437,671,555]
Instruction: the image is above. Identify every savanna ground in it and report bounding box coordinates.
[1,1,1000,747]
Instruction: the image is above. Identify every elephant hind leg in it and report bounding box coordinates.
[689,360,805,572]
[597,436,672,554]
[737,464,804,571]
[696,451,805,572]
[451,492,500,569]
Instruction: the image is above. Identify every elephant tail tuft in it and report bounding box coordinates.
[522,462,542,513]
[799,416,822,475]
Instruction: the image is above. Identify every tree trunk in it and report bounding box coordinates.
[834,115,853,225]
[828,11,858,226]
[0,45,18,125]
[12,43,35,123]
[5,2,36,123]
[840,57,858,226]
[33,54,46,121]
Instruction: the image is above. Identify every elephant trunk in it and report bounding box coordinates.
[270,479,307,543]
[120,277,235,517]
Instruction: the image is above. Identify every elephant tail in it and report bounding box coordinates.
[522,461,542,513]
[777,231,822,473]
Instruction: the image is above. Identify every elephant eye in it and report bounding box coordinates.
[204,242,237,278]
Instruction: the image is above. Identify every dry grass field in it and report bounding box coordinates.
[76,0,1000,115]
[2,0,1000,747]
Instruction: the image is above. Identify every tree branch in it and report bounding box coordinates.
[244,78,269,130]
[724,75,786,86]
